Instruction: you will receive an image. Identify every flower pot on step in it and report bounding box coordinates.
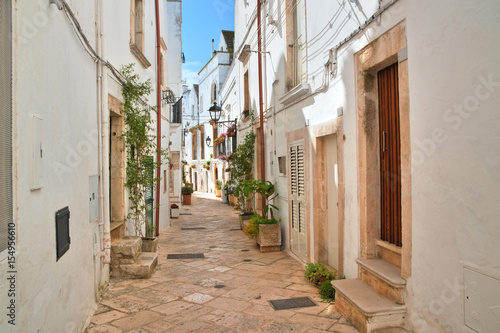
[142,237,158,252]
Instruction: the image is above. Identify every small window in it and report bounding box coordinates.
[211,82,217,103]
[55,207,71,261]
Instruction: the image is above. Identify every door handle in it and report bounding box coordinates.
[382,131,388,152]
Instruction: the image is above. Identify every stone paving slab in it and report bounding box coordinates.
[86,193,358,332]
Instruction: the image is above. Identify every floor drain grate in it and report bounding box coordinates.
[214,285,226,289]
[240,249,249,252]
[243,259,252,262]
[167,253,205,259]
[209,246,216,249]
[179,213,192,215]
[268,297,318,311]
[181,227,206,230]
[230,229,241,231]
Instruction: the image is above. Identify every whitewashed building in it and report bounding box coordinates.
[184,30,236,194]
[233,0,500,332]
[0,0,179,331]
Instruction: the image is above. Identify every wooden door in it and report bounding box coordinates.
[290,141,307,261]
[325,135,339,269]
[378,63,402,247]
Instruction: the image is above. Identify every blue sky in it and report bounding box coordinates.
[182,0,235,87]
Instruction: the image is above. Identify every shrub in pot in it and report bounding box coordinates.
[181,186,193,205]
[215,179,223,198]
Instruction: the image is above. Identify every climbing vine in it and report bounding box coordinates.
[120,64,169,237]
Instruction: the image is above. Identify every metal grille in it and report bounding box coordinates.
[269,297,317,311]
[181,227,206,230]
[167,253,205,259]
[0,0,12,255]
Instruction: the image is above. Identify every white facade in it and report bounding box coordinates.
[0,0,176,331]
[165,0,183,208]
[233,0,500,331]
[184,31,236,195]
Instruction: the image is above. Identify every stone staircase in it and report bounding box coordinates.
[110,236,158,279]
[332,258,409,333]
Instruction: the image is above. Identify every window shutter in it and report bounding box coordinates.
[0,0,12,255]
[290,142,305,233]
[55,207,71,260]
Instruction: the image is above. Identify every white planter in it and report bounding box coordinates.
[170,207,180,218]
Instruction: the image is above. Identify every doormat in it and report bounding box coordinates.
[167,253,205,259]
[268,297,317,311]
[181,227,206,230]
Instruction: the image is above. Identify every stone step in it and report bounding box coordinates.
[332,278,406,333]
[357,258,406,304]
[119,252,158,279]
[111,236,142,263]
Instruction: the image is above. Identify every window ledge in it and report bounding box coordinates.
[130,44,151,69]
[279,83,311,106]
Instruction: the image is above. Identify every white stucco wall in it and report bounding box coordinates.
[234,0,500,331]
[1,1,99,331]
[0,0,175,331]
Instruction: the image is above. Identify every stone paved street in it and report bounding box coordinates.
[86,193,359,333]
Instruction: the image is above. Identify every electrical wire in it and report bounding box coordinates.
[60,0,127,86]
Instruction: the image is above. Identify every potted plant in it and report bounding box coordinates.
[221,183,228,204]
[181,186,193,205]
[142,225,158,252]
[237,179,281,252]
[215,179,222,198]
[170,203,180,218]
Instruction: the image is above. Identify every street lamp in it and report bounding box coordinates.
[205,136,213,147]
[208,102,222,123]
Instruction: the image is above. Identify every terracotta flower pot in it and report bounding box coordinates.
[182,194,192,205]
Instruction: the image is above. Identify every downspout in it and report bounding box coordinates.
[154,0,161,236]
[98,0,111,265]
[257,0,266,216]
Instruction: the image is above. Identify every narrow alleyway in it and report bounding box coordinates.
[86,194,359,333]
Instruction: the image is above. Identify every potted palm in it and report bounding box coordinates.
[181,186,193,205]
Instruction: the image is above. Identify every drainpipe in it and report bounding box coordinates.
[98,0,111,265]
[257,0,266,217]
[154,0,161,236]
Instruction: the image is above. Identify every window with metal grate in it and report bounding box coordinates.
[55,207,71,261]
[0,0,12,257]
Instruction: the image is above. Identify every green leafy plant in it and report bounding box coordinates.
[120,64,169,237]
[181,186,194,195]
[215,179,223,190]
[319,280,336,302]
[226,131,255,212]
[236,179,279,219]
[304,263,336,286]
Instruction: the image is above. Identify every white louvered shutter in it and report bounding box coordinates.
[289,141,306,261]
[0,0,13,255]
